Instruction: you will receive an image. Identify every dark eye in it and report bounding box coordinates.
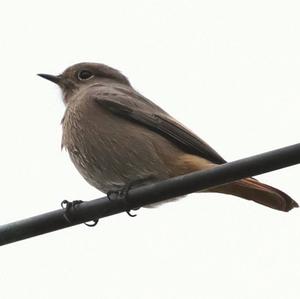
[78,70,94,80]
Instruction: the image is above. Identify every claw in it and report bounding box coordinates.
[61,200,83,223]
[126,210,137,217]
[60,200,99,227]
[107,186,137,217]
[84,219,99,227]
[107,177,155,217]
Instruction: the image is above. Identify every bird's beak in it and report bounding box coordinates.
[37,73,62,85]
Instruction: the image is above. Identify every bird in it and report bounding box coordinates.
[38,62,298,212]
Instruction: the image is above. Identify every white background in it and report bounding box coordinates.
[0,1,299,298]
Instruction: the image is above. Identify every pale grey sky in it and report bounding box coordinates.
[0,1,299,298]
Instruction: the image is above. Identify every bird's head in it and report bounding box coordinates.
[38,62,131,103]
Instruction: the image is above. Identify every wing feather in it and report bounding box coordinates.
[94,91,226,164]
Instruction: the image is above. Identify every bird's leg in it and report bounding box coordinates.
[60,200,99,227]
[107,176,156,217]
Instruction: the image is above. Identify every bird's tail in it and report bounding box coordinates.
[210,178,298,212]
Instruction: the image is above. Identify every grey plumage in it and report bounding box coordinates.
[38,62,298,212]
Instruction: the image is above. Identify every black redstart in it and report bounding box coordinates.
[38,63,298,212]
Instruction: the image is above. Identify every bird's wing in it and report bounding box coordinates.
[94,92,226,164]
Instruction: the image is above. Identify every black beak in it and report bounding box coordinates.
[37,73,61,85]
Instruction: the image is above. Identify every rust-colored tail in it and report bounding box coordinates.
[211,178,298,212]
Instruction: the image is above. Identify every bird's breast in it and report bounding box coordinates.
[61,99,173,192]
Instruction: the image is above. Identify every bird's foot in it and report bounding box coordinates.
[60,200,99,227]
[107,177,155,217]
[107,187,137,217]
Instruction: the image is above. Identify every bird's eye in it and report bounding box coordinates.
[78,70,94,80]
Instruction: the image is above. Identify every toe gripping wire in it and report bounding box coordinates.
[60,200,99,227]
[107,190,137,217]
[60,179,148,225]
[107,178,155,217]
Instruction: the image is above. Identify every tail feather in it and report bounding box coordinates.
[211,178,298,212]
